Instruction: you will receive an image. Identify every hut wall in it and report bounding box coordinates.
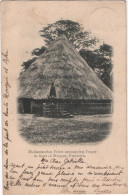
[61,103,112,115]
[18,98,112,115]
[18,98,42,114]
[18,99,31,113]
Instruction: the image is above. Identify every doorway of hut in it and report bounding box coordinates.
[23,99,30,114]
[18,99,31,114]
[23,99,31,113]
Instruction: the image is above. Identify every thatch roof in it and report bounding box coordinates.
[18,36,112,100]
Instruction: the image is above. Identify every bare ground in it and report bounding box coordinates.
[18,114,112,145]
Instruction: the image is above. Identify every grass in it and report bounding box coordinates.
[18,114,112,145]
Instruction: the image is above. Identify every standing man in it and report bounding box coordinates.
[49,82,56,105]
[50,82,56,98]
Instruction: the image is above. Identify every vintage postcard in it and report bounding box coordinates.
[1,1,127,194]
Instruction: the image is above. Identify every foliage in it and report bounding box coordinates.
[79,43,113,90]
[21,57,37,71]
[21,20,113,90]
[32,46,46,56]
[39,20,98,50]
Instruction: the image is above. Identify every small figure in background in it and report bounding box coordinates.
[49,82,56,104]
[50,82,56,98]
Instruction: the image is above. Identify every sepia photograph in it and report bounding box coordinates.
[1,1,127,194]
[17,19,113,144]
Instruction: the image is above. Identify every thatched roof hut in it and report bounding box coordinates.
[18,36,112,100]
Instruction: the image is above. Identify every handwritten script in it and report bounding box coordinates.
[2,50,12,191]
[7,156,127,193]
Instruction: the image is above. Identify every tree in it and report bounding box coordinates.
[97,44,113,90]
[21,57,37,71]
[39,20,98,50]
[21,47,46,70]
[32,46,46,56]
[21,20,113,90]
[79,43,113,90]
[22,20,98,70]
